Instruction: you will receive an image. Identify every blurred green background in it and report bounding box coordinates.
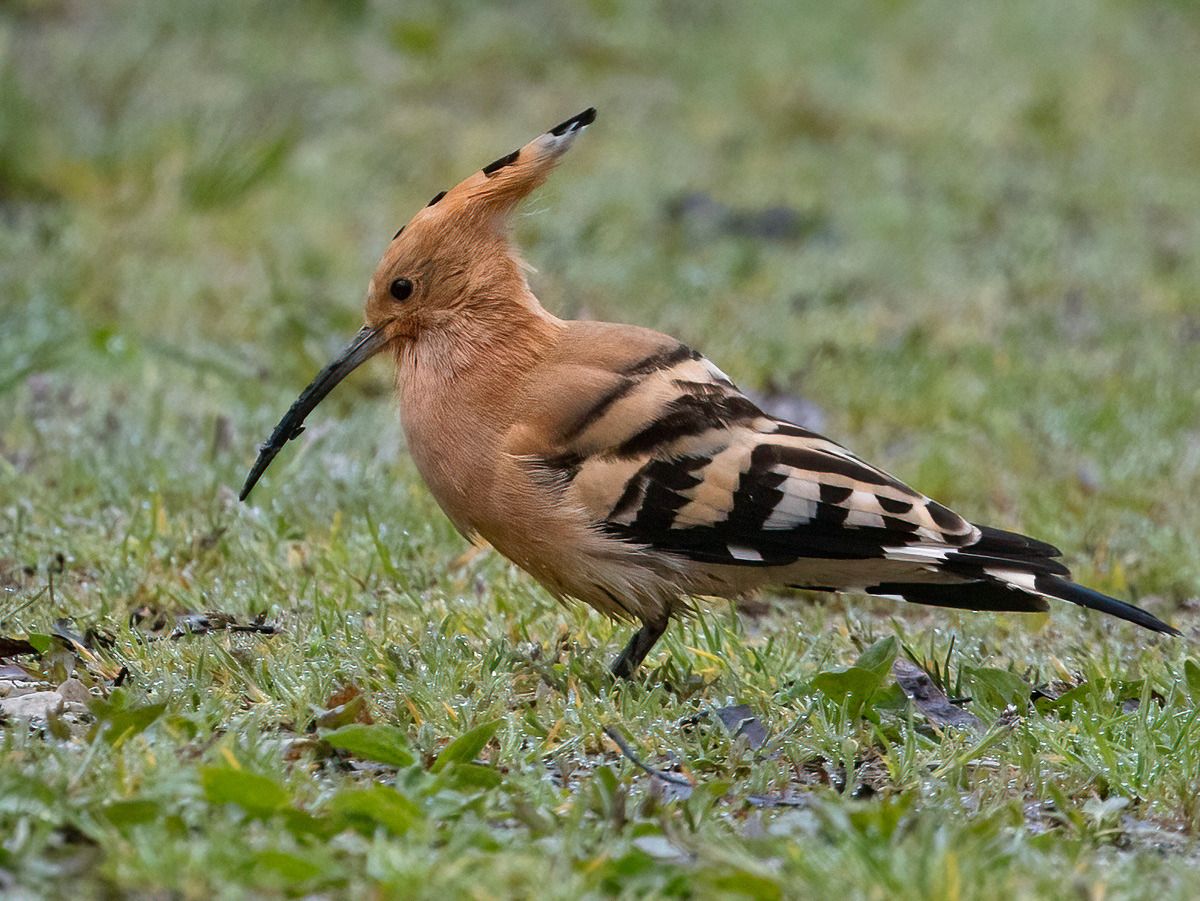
[4,0,1198,606]
[2,0,1200,896]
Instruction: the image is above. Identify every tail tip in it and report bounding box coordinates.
[1036,574,1181,636]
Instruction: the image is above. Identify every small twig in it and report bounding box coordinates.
[602,726,692,788]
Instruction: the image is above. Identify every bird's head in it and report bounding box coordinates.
[239,107,595,501]
[365,107,594,344]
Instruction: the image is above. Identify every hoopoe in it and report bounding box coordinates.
[240,108,1177,677]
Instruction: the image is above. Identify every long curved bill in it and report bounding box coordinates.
[239,324,391,502]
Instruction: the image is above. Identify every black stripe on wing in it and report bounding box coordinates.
[559,377,639,443]
[615,392,761,458]
[599,451,929,566]
[601,516,924,566]
[607,508,1075,574]
[618,344,702,378]
[619,456,709,531]
[754,442,912,492]
[598,420,953,566]
[595,423,1075,579]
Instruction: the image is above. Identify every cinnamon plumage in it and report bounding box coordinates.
[240,108,1177,677]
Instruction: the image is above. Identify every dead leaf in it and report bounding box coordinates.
[171,612,233,637]
[129,606,171,632]
[310,683,374,730]
[712,704,770,750]
[892,658,983,732]
[169,611,281,639]
[50,620,88,650]
[0,662,36,682]
[0,637,39,657]
[229,612,283,636]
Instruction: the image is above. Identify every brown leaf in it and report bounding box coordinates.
[0,661,36,681]
[169,611,281,639]
[50,620,88,650]
[310,682,374,730]
[0,637,38,657]
[311,694,372,730]
[712,704,770,750]
[892,658,983,732]
[228,612,282,636]
[129,606,172,632]
[324,683,364,710]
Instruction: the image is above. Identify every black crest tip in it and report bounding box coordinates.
[549,107,597,137]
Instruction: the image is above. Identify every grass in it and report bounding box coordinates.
[2,0,1199,896]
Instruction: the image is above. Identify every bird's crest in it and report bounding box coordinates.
[423,107,595,230]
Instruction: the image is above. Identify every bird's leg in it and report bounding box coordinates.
[609,617,669,679]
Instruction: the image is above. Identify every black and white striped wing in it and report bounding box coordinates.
[590,410,1178,635]
[543,342,983,568]
[594,414,1005,574]
[532,341,1175,633]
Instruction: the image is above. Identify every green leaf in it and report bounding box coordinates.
[323,723,415,767]
[1035,681,1093,718]
[811,638,899,720]
[711,869,782,901]
[1184,659,1200,701]
[430,719,501,773]
[329,783,423,835]
[812,666,887,719]
[845,792,914,840]
[811,666,878,700]
[24,633,51,654]
[444,762,504,790]
[604,847,657,877]
[966,667,1029,712]
[201,766,290,817]
[252,849,323,884]
[683,781,730,829]
[855,636,898,674]
[281,808,343,841]
[91,701,167,748]
[97,799,162,829]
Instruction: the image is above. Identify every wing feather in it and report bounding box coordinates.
[509,332,1176,636]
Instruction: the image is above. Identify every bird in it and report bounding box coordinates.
[239,107,1178,678]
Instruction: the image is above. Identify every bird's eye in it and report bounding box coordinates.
[389,277,413,302]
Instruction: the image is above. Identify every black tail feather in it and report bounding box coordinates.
[1033,574,1179,636]
[971,524,1062,560]
[964,524,1068,574]
[865,574,1178,636]
[867,580,1050,614]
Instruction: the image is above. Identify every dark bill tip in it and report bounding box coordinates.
[238,324,390,502]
